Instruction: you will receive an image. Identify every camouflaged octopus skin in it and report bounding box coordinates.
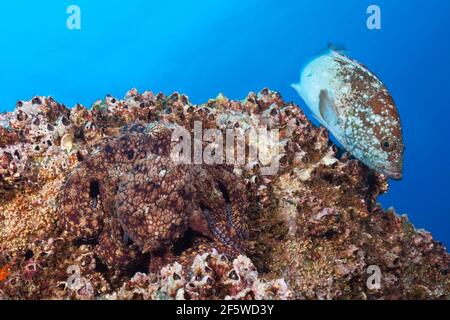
[57,123,248,268]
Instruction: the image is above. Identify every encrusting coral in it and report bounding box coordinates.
[0,88,448,300]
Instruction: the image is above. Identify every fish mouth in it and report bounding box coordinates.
[381,168,403,180]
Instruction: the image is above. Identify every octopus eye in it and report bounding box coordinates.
[381,139,396,152]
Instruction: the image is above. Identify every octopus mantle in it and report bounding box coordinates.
[57,123,248,268]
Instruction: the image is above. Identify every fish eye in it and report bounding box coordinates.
[381,138,396,151]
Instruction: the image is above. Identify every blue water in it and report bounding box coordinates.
[0,1,448,248]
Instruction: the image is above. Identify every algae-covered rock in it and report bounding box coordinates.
[0,89,448,300]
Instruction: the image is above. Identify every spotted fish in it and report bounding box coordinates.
[292,49,404,179]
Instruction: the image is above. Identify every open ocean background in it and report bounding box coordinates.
[0,0,448,248]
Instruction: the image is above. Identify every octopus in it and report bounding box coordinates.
[56,123,249,269]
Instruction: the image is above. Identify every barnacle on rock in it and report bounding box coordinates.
[105,248,292,300]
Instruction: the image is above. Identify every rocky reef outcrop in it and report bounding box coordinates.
[0,89,448,300]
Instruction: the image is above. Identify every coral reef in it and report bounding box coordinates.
[0,88,448,300]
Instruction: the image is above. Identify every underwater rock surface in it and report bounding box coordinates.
[0,89,448,300]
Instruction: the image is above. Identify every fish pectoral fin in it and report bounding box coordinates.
[319,89,339,129]
[291,82,302,95]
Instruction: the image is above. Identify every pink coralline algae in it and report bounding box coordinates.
[0,88,448,300]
